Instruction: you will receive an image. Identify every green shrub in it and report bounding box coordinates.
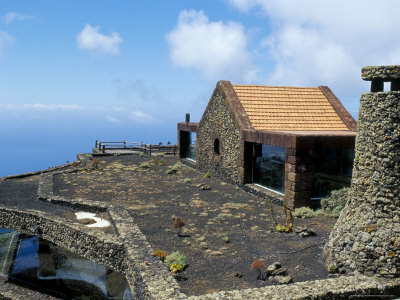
[204,172,211,179]
[328,264,338,273]
[152,158,165,166]
[199,241,208,249]
[163,251,186,268]
[222,236,230,243]
[293,207,324,218]
[166,169,176,174]
[171,162,183,171]
[166,162,183,174]
[156,152,165,157]
[321,187,349,218]
[139,162,149,168]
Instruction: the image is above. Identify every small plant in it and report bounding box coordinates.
[203,172,211,179]
[153,249,168,261]
[199,241,208,249]
[166,168,176,174]
[170,263,183,275]
[276,223,291,232]
[251,259,266,280]
[152,157,165,166]
[328,264,338,273]
[183,178,191,183]
[171,162,182,171]
[166,162,182,174]
[156,152,165,157]
[270,204,293,233]
[91,158,100,169]
[222,236,230,243]
[140,162,149,168]
[164,251,186,269]
[173,217,185,237]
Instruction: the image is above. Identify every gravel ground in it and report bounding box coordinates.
[53,154,337,296]
[0,175,75,219]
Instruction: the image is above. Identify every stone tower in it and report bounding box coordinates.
[324,65,400,277]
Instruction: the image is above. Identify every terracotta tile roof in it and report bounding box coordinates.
[232,85,350,131]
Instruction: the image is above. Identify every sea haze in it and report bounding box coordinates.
[0,117,177,177]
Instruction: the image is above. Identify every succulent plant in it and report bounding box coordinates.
[164,251,186,270]
[153,249,168,261]
[173,217,185,237]
[251,259,266,280]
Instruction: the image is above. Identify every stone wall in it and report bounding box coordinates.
[284,148,313,208]
[197,84,242,183]
[324,66,400,277]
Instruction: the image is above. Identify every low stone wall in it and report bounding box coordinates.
[189,275,400,300]
[109,207,186,300]
[0,274,61,300]
[0,206,126,274]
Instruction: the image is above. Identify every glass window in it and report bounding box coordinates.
[187,132,196,161]
[213,138,220,155]
[253,144,286,193]
[312,148,354,198]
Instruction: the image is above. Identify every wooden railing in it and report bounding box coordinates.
[94,140,177,156]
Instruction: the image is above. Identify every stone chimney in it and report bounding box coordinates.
[323,65,400,277]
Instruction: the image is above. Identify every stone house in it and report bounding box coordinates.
[178,81,357,209]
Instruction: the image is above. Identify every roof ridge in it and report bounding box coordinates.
[231,84,352,131]
[232,85,320,89]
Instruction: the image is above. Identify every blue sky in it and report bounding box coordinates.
[1,0,399,176]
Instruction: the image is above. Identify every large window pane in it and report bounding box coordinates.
[312,148,354,198]
[253,144,286,193]
[187,132,196,161]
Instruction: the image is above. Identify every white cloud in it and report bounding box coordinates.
[0,31,13,54]
[77,24,122,55]
[2,12,35,25]
[0,103,155,124]
[106,116,121,124]
[228,0,400,108]
[227,0,261,12]
[166,10,257,83]
[130,110,153,123]
[23,103,84,111]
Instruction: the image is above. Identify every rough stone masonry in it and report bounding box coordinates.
[324,65,400,277]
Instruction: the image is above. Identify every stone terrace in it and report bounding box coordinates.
[0,153,399,299]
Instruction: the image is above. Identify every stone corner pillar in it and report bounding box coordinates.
[323,65,400,278]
